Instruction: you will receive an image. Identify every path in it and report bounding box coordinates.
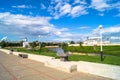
[0,51,112,80]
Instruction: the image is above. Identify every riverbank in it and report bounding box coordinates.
[3,47,120,66]
[0,48,120,80]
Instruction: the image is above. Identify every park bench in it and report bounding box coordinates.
[18,54,28,58]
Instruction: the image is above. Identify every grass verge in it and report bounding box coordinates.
[4,47,120,66]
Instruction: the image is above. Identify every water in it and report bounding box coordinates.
[48,47,65,55]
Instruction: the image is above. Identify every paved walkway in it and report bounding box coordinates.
[0,51,112,80]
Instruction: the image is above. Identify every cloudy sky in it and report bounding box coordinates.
[0,0,120,42]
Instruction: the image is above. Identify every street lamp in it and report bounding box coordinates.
[38,35,42,53]
[99,25,103,61]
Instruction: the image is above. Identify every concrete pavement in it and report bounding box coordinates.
[0,51,112,80]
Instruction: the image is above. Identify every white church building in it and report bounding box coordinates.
[22,38,30,48]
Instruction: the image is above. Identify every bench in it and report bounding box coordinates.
[18,54,28,58]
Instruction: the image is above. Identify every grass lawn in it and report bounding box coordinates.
[5,47,120,66]
[67,45,120,56]
[69,55,120,66]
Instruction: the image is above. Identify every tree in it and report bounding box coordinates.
[0,41,7,48]
[61,42,68,52]
[30,41,37,49]
[79,42,83,47]
[70,41,75,44]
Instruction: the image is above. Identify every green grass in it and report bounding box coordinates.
[5,47,59,58]
[69,55,120,66]
[4,47,120,66]
[67,46,120,56]
[103,46,120,56]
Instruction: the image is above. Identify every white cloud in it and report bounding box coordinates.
[0,13,50,26]
[0,12,63,37]
[99,13,104,16]
[70,5,88,17]
[90,0,110,11]
[58,32,73,38]
[1,12,119,42]
[0,13,91,40]
[54,2,62,10]
[48,0,120,18]
[51,0,63,3]
[92,25,120,36]
[0,12,81,41]
[29,12,33,15]
[55,32,88,42]
[79,26,90,29]
[47,0,88,19]
[40,3,46,9]
[111,2,120,17]
[59,3,71,16]
[111,2,120,10]
[73,0,87,5]
[50,3,72,19]
[1,36,7,41]
[12,5,32,9]
[54,35,87,42]
[54,38,72,42]
[59,28,69,31]
[103,26,120,34]
[51,0,69,4]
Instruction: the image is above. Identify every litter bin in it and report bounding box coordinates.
[59,54,68,61]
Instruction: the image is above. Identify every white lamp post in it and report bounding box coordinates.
[38,35,42,52]
[99,25,103,61]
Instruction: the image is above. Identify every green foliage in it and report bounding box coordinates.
[0,41,22,48]
[45,42,58,46]
[67,46,99,53]
[61,42,68,52]
[0,41,7,48]
[5,47,58,58]
[4,46,120,66]
[30,41,37,49]
[39,48,48,52]
[41,42,46,48]
[103,46,120,56]
[79,42,83,47]
[69,55,120,66]
[70,41,75,44]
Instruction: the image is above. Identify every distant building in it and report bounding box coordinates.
[83,38,110,46]
[83,38,99,46]
[22,37,30,48]
[68,44,80,46]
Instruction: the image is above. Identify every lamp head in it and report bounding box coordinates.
[99,25,103,29]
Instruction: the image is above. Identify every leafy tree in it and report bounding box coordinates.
[0,41,7,48]
[41,42,46,48]
[30,41,37,49]
[70,41,75,44]
[79,42,83,47]
[61,42,68,52]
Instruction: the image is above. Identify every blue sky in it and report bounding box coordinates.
[0,0,120,42]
